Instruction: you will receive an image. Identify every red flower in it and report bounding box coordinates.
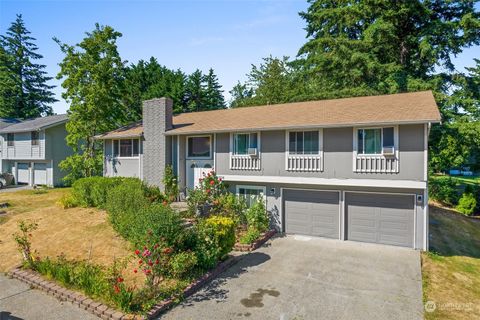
[154,244,159,249]
[138,259,143,265]
[133,269,138,273]
[148,260,153,266]
[155,259,159,265]
[113,285,120,294]
[206,189,211,193]
[144,269,151,275]
[135,249,140,255]
[117,277,124,283]
[218,178,222,182]
[209,180,215,185]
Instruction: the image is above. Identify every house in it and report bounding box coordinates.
[0,114,72,186]
[95,91,441,250]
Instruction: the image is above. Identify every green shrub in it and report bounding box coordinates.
[58,194,78,209]
[245,200,269,232]
[429,177,460,206]
[186,188,208,215]
[456,193,477,216]
[211,193,247,225]
[169,251,198,278]
[163,165,179,202]
[71,176,125,208]
[195,216,235,269]
[239,228,261,245]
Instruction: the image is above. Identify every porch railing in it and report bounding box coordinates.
[230,155,261,170]
[354,155,399,173]
[286,154,323,172]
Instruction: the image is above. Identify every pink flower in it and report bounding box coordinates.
[142,249,151,257]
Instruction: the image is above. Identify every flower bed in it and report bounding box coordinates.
[234,229,276,252]
[10,254,240,319]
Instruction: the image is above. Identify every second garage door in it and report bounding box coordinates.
[17,163,30,184]
[346,193,415,248]
[34,163,47,185]
[284,189,340,239]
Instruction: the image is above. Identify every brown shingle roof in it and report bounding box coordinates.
[95,121,143,139]
[96,91,441,139]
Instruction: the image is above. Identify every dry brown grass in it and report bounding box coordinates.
[422,204,480,320]
[0,188,138,281]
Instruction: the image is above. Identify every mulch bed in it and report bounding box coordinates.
[234,229,276,252]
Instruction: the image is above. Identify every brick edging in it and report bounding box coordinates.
[234,229,276,252]
[8,267,136,319]
[8,255,241,320]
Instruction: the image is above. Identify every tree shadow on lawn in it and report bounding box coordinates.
[180,252,271,306]
[429,204,480,259]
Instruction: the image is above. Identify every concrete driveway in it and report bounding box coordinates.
[162,236,423,320]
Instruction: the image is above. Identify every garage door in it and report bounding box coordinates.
[284,189,340,239]
[17,163,30,184]
[34,163,47,185]
[346,193,415,248]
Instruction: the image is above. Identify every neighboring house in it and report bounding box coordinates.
[96,91,441,250]
[0,114,72,187]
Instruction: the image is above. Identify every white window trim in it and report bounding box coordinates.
[230,132,261,157]
[285,129,324,171]
[112,138,140,159]
[352,126,399,172]
[235,185,267,206]
[186,134,212,160]
[353,126,398,156]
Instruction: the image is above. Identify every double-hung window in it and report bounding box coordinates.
[233,133,258,155]
[357,127,394,155]
[288,131,319,154]
[31,131,39,146]
[236,185,265,208]
[7,133,14,147]
[113,139,139,157]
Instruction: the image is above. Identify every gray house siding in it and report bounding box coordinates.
[45,124,72,186]
[227,181,426,250]
[103,139,143,179]
[215,124,425,181]
[1,130,46,160]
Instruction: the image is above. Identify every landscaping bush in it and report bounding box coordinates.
[195,216,235,269]
[163,165,179,202]
[169,251,198,278]
[245,200,269,232]
[71,176,126,208]
[239,228,261,245]
[429,177,460,206]
[186,188,209,215]
[456,193,477,216]
[211,193,247,225]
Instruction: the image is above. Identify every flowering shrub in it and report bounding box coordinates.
[12,220,38,268]
[134,237,176,286]
[195,216,235,269]
[198,171,227,201]
[245,199,269,232]
[163,165,179,202]
[210,193,247,225]
[169,251,198,278]
[239,228,261,245]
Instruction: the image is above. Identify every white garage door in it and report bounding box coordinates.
[284,189,340,239]
[17,163,30,184]
[34,163,47,185]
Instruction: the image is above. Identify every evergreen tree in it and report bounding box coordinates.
[229,81,254,108]
[0,14,56,118]
[184,69,206,112]
[203,68,225,110]
[55,24,129,183]
[297,0,480,95]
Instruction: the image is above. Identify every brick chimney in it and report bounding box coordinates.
[142,97,173,188]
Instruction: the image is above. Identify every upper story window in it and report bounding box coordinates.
[7,133,14,147]
[113,139,139,157]
[357,127,394,155]
[31,131,39,146]
[187,136,211,158]
[233,133,258,155]
[288,131,319,154]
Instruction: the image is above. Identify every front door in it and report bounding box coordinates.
[186,160,213,190]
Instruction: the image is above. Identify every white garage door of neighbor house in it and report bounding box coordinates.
[34,163,47,185]
[17,163,30,184]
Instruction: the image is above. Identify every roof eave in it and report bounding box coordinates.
[164,119,442,136]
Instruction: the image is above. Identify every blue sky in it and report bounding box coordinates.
[1,0,479,114]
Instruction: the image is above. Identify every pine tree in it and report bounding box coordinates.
[0,14,56,118]
[203,68,225,110]
[184,69,206,112]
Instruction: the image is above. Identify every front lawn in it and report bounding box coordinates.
[0,188,131,274]
[422,204,480,319]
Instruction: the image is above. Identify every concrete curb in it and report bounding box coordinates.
[234,229,276,252]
